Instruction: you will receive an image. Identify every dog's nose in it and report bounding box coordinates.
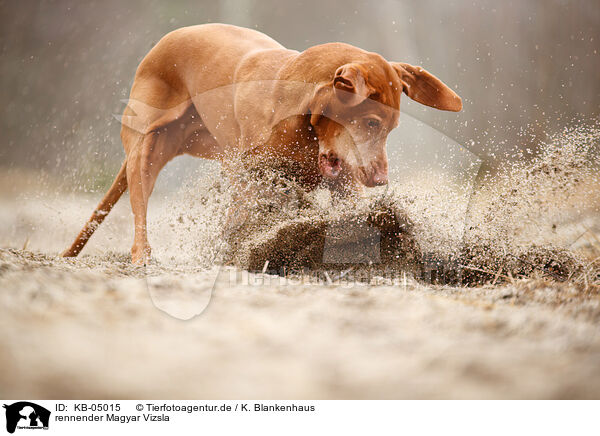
[364,164,388,186]
[365,158,389,187]
[369,172,388,186]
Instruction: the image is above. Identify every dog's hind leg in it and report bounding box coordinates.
[62,159,128,257]
[128,126,182,264]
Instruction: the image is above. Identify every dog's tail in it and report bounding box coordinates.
[62,159,128,257]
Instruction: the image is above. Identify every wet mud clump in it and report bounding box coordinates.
[221,157,422,275]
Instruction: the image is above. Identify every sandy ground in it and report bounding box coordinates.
[1,177,600,399]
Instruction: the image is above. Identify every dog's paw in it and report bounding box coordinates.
[131,244,152,266]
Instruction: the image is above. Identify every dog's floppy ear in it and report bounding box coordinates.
[391,62,462,112]
[308,64,373,126]
[333,63,373,106]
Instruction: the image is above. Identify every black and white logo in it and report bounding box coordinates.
[3,402,50,433]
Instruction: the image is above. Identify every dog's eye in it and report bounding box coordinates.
[366,118,381,129]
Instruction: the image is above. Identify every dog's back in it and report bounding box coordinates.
[135,24,289,96]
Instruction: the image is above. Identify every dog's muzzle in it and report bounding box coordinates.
[365,171,388,187]
[360,159,389,187]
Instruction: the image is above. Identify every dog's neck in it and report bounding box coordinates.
[279,42,371,84]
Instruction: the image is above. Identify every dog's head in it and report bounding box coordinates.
[309,58,462,188]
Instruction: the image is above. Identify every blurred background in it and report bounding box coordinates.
[0,0,598,189]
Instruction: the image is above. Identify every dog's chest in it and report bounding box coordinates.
[257,115,321,188]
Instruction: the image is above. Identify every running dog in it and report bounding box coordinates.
[63,23,462,264]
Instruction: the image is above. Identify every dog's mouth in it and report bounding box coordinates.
[319,151,389,187]
[318,152,343,180]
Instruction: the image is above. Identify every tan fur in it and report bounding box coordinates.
[63,23,461,264]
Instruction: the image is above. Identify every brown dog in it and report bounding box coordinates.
[63,23,461,264]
